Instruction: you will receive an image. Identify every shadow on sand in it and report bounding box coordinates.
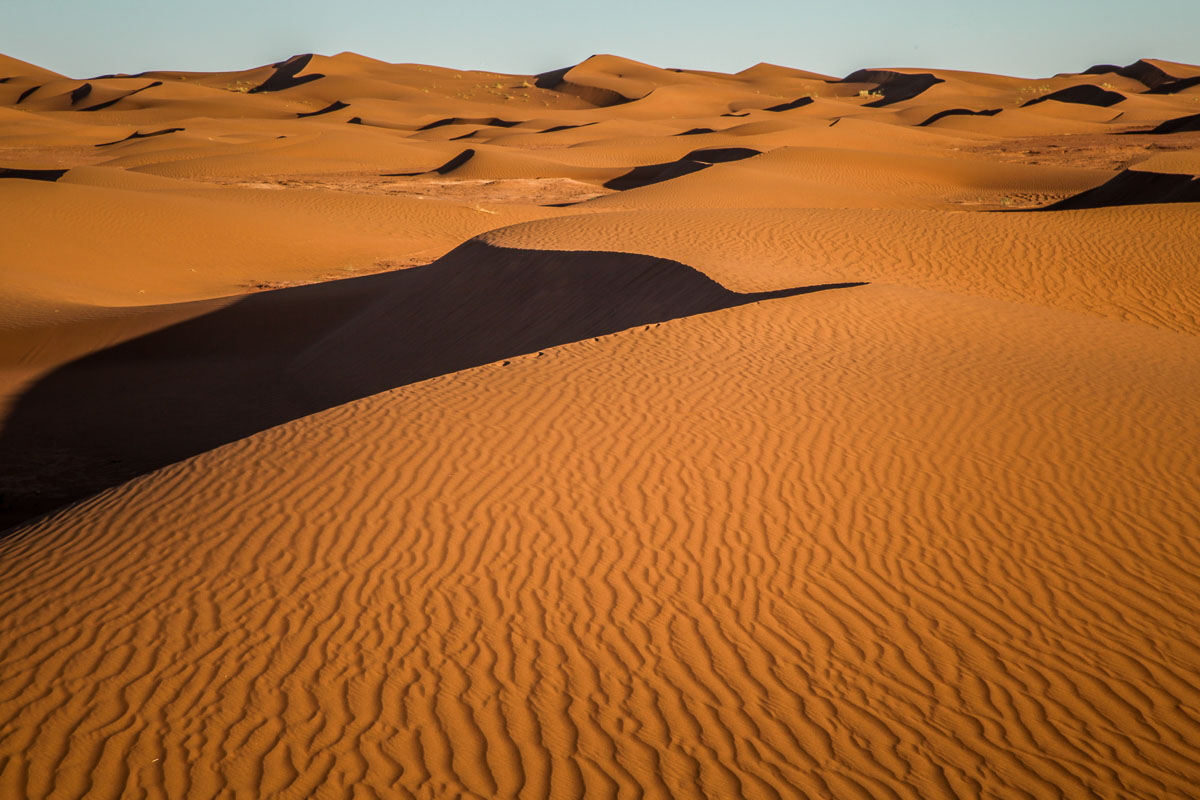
[0,242,865,532]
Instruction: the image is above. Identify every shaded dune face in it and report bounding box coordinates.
[94,126,184,146]
[386,147,477,176]
[14,84,40,103]
[1046,169,1200,209]
[0,242,857,531]
[763,96,814,112]
[1086,58,1200,94]
[80,80,162,112]
[604,147,762,190]
[534,63,639,107]
[841,69,945,106]
[1021,84,1126,108]
[1151,111,1200,134]
[0,167,66,181]
[418,117,522,130]
[917,107,1001,126]
[1146,75,1200,94]
[1085,58,1179,88]
[250,53,324,93]
[296,100,350,118]
[68,82,92,105]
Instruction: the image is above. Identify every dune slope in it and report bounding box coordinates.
[3,281,1199,799]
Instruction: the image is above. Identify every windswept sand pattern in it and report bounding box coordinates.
[2,284,1199,799]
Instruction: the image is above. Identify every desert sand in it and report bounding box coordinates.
[1,50,1199,798]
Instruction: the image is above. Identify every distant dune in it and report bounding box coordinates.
[2,51,1199,799]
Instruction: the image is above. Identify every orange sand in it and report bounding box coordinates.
[2,51,1200,798]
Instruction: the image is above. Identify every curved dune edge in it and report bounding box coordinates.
[0,241,853,529]
[478,205,1200,336]
[1151,111,1200,134]
[1046,168,1200,209]
[1021,83,1126,108]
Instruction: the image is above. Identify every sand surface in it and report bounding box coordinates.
[2,52,1199,798]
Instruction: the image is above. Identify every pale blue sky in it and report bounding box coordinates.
[4,0,1197,80]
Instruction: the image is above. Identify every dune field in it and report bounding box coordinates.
[1,50,1200,798]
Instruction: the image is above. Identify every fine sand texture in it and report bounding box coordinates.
[2,52,1200,799]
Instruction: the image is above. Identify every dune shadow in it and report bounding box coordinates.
[82,81,163,112]
[764,97,814,112]
[838,70,944,107]
[539,122,597,134]
[0,168,67,182]
[417,117,520,131]
[1043,169,1200,209]
[1147,76,1200,95]
[297,101,349,118]
[604,147,761,190]
[1145,112,1200,135]
[385,148,475,177]
[0,242,865,533]
[95,127,184,147]
[533,67,634,107]
[1021,84,1124,108]
[70,83,93,105]
[917,107,1000,127]
[1085,59,1200,94]
[249,54,323,94]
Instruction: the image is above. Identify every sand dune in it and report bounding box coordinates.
[1022,83,1127,108]
[0,242,844,527]
[1152,111,1200,134]
[2,50,1199,799]
[580,145,1110,209]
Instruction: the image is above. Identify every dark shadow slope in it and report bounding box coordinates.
[82,81,163,112]
[764,97,814,112]
[1084,59,1173,88]
[917,107,1001,126]
[605,147,761,190]
[1149,112,1200,134]
[0,168,66,181]
[384,148,476,177]
[69,83,92,105]
[840,70,945,107]
[418,117,521,130]
[1044,169,1200,210]
[1021,84,1125,108]
[297,100,349,118]
[0,242,864,531]
[1085,59,1200,93]
[249,54,324,93]
[539,122,597,134]
[534,65,636,107]
[1146,76,1200,95]
[95,128,184,147]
